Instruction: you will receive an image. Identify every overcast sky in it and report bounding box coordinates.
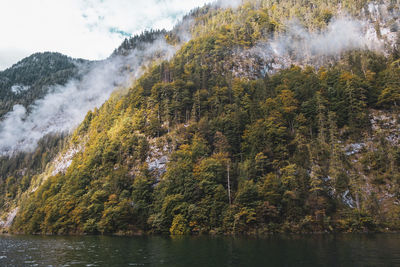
[0,0,213,70]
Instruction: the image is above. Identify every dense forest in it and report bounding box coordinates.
[1,0,400,235]
[112,29,168,56]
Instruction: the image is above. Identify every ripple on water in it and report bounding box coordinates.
[0,234,400,266]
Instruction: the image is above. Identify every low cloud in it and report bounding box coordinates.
[245,16,387,73]
[0,38,176,156]
[271,18,381,58]
[215,0,242,9]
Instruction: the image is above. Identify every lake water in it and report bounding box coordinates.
[0,234,399,266]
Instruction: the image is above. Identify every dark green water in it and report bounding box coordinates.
[0,234,400,266]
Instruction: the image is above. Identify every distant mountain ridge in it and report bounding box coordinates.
[0,52,90,119]
[112,29,168,57]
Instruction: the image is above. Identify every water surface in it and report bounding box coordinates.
[0,234,399,266]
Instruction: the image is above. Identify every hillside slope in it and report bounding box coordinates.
[0,30,175,228]
[2,0,400,234]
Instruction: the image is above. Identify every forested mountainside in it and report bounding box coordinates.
[0,52,89,119]
[0,29,174,217]
[1,0,400,235]
[0,53,89,210]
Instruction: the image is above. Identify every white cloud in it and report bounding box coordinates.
[0,37,177,156]
[215,0,242,9]
[0,0,213,70]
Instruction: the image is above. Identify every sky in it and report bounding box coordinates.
[0,0,214,70]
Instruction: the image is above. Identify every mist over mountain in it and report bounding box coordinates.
[0,0,400,235]
[0,52,90,119]
[0,30,179,157]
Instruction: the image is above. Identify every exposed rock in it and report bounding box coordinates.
[51,145,83,176]
[370,109,400,145]
[345,143,366,156]
[146,137,171,180]
[0,207,18,229]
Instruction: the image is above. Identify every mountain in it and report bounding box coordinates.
[1,0,400,235]
[0,53,90,211]
[0,52,89,119]
[0,29,174,223]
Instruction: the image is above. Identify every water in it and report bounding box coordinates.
[0,234,400,266]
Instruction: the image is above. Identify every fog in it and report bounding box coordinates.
[0,38,176,156]
[248,16,386,72]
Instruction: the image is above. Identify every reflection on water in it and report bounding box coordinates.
[0,234,399,266]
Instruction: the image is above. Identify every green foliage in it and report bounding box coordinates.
[170,214,190,235]
[8,0,400,235]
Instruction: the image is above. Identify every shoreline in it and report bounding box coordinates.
[2,229,400,237]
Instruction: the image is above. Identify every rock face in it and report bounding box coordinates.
[146,137,172,180]
[0,207,18,230]
[51,145,83,176]
[370,110,400,145]
[338,109,400,216]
